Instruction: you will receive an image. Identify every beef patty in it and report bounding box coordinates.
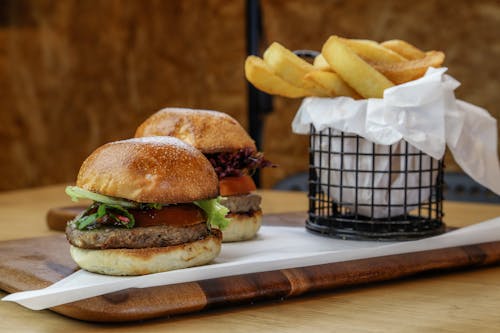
[66,220,210,250]
[219,193,261,213]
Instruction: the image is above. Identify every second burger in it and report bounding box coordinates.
[135,108,274,242]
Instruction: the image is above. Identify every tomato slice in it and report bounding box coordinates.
[131,204,205,227]
[219,175,257,196]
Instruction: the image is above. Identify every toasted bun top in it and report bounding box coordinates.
[76,137,218,204]
[134,108,257,153]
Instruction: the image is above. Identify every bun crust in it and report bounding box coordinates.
[221,210,262,242]
[70,230,222,276]
[135,108,257,153]
[77,137,218,204]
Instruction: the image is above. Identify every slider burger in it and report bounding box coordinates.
[65,136,228,276]
[135,108,273,242]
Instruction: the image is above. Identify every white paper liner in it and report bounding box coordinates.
[313,130,438,217]
[3,217,500,310]
[292,67,500,197]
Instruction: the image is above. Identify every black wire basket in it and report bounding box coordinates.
[307,126,446,241]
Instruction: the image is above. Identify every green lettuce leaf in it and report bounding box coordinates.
[72,202,136,230]
[65,186,138,208]
[76,213,99,230]
[194,197,230,230]
[67,186,228,230]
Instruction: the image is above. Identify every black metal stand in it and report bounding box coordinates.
[307,127,445,241]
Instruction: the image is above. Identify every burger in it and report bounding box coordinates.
[135,108,273,242]
[65,136,228,276]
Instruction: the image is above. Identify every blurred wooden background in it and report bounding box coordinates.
[0,0,499,191]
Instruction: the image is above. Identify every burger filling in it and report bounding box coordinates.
[205,147,273,179]
[66,219,210,250]
[219,193,261,213]
[204,147,273,216]
[65,186,229,249]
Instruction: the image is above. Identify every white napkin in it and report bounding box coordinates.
[292,67,500,195]
[4,217,500,310]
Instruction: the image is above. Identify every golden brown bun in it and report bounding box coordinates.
[70,230,222,276]
[135,108,257,153]
[220,210,262,242]
[77,137,218,204]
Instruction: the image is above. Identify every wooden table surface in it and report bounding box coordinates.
[1,184,500,332]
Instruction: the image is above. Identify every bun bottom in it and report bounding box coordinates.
[70,230,222,276]
[221,210,262,242]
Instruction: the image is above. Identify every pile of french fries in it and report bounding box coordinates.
[245,36,445,99]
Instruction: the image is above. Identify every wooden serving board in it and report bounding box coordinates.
[2,212,500,322]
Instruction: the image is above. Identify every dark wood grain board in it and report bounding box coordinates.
[2,212,500,322]
[46,206,87,231]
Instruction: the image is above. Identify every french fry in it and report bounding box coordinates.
[304,70,361,99]
[313,54,332,71]
[322,36,394,98]
[244,55,310,98]
[244,36,446,99]
[262,42,329,96]
[370,51,445,84]
[338,37,407,63]
[381,39,426,60]
[305,84,331,97]
[263,42,314,83]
